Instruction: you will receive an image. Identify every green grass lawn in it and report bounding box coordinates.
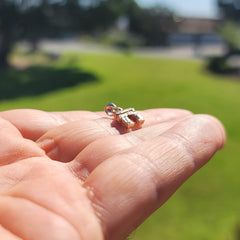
[1,53,240,240]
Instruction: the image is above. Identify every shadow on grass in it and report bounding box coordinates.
[235,222,240,240]
[0,65,99,100]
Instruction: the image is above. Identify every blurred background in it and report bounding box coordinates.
[0,0,240,239]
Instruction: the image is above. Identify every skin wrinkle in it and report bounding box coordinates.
[70,120,184,180]
[67,121,179,185]
[3,159,104,240]
[0,117,45,165]
[0,125,22,137]
[0,195,82,240]
[60,122,109,160]
[124,131,146,146]
[0,118,23,137]
[83,185,110,240]
[83,153,167,240]
[0,158,47,193]
[0,110,49,141]
[37,138,59,161]
[125,120,177,143]
[67,125,106,144]
[68,162,88,183]
[47,115,188,164]
[72,121,200,238]
[54,111,99,122]
[94,118,119,136]
[161,133,197,170]
[1,161,81,238]
[155,136,195,176]
[159,117,221,171]
[127,150,189,201]
[67,123,99,137]
[81,135,197,240]
[48,112,69,127]
[82,152,162,240]
[144,109,192,123]
[37,120,112,162]
[69,137,133,181]
[73,121,113,153]
[73,120,186,178]
[0,144,45,166]
[122,152,161,197]
[0,224,23,240]
[0,168,28,193]
[128,136,196,199]
[0,109,193,142]
[4,180,84,240]
[36,111,194,164]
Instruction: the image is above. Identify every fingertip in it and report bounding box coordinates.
[141,108,193,126]
[195,114,226,150]
[160,113,226,170]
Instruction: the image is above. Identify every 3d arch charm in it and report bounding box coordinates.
[104,103,145,129]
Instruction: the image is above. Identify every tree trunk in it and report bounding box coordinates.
[0,33,11,68]
[29,39,39,53]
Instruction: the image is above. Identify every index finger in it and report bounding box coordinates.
[0,109,101,141]
[82,115,226,239]
[0,109,192,141]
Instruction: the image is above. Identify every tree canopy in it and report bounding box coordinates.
[0,0,176,68]
[218,0,240,21]
[218,0,240,51]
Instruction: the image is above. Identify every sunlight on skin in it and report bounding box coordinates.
[0,109,225,240]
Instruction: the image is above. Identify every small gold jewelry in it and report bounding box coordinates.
[104,103,144,129]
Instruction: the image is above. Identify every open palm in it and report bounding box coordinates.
[0,108,225,240]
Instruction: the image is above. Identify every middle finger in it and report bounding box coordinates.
[37,109,192,162]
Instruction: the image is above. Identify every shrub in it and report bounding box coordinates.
[207,56,229,74]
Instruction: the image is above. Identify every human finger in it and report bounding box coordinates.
[81,115,226,240]
[0,117,44,166]
[37,109,192,162]
[0,109,191,141]
[69,120,180,181]
[0,158,104,240]
[0,109,102,141]
[0,196,81,240]
[0,225,22,240]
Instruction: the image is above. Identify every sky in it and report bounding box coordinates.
[136,0,219,19]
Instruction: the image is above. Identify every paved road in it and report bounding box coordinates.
[38,39,226,60]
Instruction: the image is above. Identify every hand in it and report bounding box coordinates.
[0,108,225,240]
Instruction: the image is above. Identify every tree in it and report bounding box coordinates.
[0,0,58,68]
[0,0,176,68]
[206,0,240,74]
[220,21,240,52]
[129,6,177,46]
[0,2,20,67]
[218,0,240,52]
[0,0,138,68]
[218,0,240,21]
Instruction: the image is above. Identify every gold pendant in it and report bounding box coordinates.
[105,103,144,129]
